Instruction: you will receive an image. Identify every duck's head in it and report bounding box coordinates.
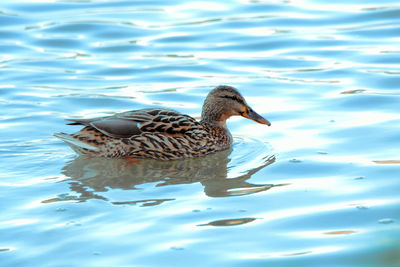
[201,85,271,127]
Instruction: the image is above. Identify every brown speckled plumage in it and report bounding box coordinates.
[54,85,270,160]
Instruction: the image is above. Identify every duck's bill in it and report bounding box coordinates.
[243,107,271,126]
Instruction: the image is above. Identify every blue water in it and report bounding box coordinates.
[1,0,400,266]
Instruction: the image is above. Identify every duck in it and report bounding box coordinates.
[54,85,271,160]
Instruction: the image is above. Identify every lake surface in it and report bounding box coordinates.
[1,0,400,266]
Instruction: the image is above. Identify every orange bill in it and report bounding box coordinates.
[242,106,271,126]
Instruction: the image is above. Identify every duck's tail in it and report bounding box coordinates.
[54,132,100,154]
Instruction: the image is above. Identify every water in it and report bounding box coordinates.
[1,0,400,266]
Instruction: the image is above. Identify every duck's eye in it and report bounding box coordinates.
[219,95,245,105]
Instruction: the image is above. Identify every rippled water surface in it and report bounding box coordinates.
[1,0,400,266]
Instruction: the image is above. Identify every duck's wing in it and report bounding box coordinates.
[66,108,200,138]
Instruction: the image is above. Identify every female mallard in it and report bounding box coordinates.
[54,85,270,160]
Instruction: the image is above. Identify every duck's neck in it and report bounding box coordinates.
[200,99,233,146]
[200,118,227,129]
[200,99,231,129]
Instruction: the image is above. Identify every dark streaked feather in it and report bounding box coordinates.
[66,108,200,139]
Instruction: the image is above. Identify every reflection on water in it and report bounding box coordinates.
[198,217,257,227]
[50,142,278,204]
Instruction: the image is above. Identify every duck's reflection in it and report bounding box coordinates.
[52,149,279,205]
